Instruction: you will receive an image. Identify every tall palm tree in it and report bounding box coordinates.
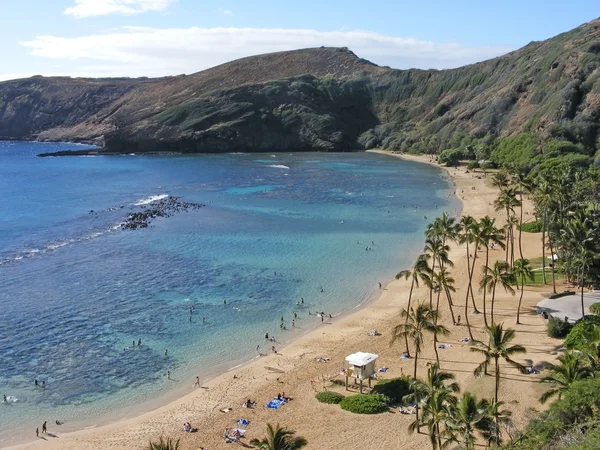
[513,258,535,324]
[427,212,460,248]
[539,351,592,404]
[396,254,432,356]
[391,303,448,379]
[459,216,481,315]
[479,216,506,327]
[494,187,521,264]
[470,324,527,403]
[533,177,554,285]
[480,261,515,325]
[491,171,510,191]
[434,267,457,324]
[405,363,459,449]
[250,423,307,450]
[510,169,532,261]
[446,392,494,450]
[424,236,453,308]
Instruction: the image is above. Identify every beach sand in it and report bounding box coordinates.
[10,152,563,450]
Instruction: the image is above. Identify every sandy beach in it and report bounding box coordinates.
[10,152,561,450]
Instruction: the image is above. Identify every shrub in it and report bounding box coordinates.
[339,394,388,414]
[564,315,600,350]
[466,160,480,170]
[547,316,573,338]
[438,148,463,166]
[589,303,600,315]
[371,377,411,404]
[148,437,180,450]
[518,220,543,233]
[315,391,344,404]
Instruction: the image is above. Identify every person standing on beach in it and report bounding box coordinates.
[256,345,260,354]
[36,428,39,437]
[42,421,47,434]
[379,282,382,289]
[167,371,171,379]
[195,376,200,387]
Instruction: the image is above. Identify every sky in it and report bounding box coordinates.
[0,0,597,81]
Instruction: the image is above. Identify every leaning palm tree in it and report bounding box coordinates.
[445,392,494,450]
[513,258,535,324]
[405,363,459,449]
[147,437,180,450]
[391,303,448,378]
[480,261,515,325]
[470,324,527,403]
[539,351,592,404]
[250,423,307,450]
[433,267,457,325]
[396,254,432,356]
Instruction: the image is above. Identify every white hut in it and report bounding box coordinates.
[345,352,378,393]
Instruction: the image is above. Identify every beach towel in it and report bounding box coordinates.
[232,428,247,436]
[266,399,284,409]
[378,367,388,372]
[220,407,232,413]
[438,344,452,349]
[400,354,409,360]
[236,419,250,426]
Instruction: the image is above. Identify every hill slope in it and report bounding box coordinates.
[1,20,599,156]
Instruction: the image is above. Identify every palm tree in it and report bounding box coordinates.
[250,423,307,450]
[446,392,494,450]
[510,169,532,261]
[434,267,457,324]
[480,261,515,325]
[494,187,521,264]
[147,437,180,450]
[539,351,592,404]
[491,171,510,191]
[396,254,432,356]
[533,177,554,285]
[470,324,527,403]
[479,216,506,327]
[424,236,453,308]
[405,363,459,449]
[513,259,535,324]
[427,212,460,248]
[459,216,481,314]
[485,399,512,446]
[391,303,448,379]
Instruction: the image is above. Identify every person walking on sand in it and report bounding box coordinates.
[256,345,260,353]
[36,428,39,437]
[195,376,200,387]
[379,282,382,289]
[42,421,47,434]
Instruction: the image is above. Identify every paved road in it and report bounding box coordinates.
[537,291,600,323]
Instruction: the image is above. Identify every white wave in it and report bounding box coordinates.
[268,165,290,169]
[134,194,169,206]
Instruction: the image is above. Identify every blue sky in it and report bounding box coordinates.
[0,0,597,81]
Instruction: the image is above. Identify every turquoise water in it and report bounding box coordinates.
[0,142,459,444]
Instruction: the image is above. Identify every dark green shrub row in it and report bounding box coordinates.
[564,315,600,349]
[339,394,388,414]
[371,377,411,404]
[589,302,600,315]
[547,316,573,338]
[315,391,344,404]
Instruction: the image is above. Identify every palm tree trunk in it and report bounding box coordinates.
[517,274,524,324]
[444,287,456,324]
[405,278,416,357]
[510,227,515,267]
[490,287,497,325]
[581,267,586,319]
[549,235,556,294]
[542,211,547,284]
[436,423,442,450]
[429,259,437,309]
[414,351,418,379]
[494,357,500,403]
[464,289,474,340]
[483,248,490,327]
[519,191,524,260]
[505,207,510,263]
[469,249,480,313]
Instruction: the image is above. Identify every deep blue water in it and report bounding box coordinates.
[0,141,458,443]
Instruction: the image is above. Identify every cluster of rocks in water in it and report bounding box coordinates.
[121,197,205,230]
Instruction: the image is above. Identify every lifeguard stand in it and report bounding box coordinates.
[345,352,378,393]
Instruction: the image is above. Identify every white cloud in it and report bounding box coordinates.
[218,8,233,16]
[64,0,175,18]
[19,27,513,79]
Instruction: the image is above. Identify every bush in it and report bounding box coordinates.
[371,377,411,404]
[547,316,573,338]
[518,220,543,233]
[589,303,600,315]
[564,315,600,350]
[466,160,480,170]
[339,394,388,414]
[315,391,344,404]
[438,148,463,166]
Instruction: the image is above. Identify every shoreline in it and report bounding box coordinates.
[5,151,454,449]
[9,151,551,450]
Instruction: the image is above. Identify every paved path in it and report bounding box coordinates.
[537,291,600,322]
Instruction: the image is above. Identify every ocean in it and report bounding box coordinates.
[0,141,459,444]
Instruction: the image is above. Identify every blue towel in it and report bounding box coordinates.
[237,419,250,426]
[266,400,282,409]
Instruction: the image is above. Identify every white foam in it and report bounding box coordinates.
[134,194,169,206]
[267,165,290,169]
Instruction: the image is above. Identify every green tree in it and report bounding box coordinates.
[480,261,515,325]
[395,254,431,356]
[470,324,527,403]
[250,423,307,450]
[446,392,494,450]
[147,437,180,450]
[479,216,506,327]
[405,363,459,449]
[512,258,535,324]
[539,351,592,404]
